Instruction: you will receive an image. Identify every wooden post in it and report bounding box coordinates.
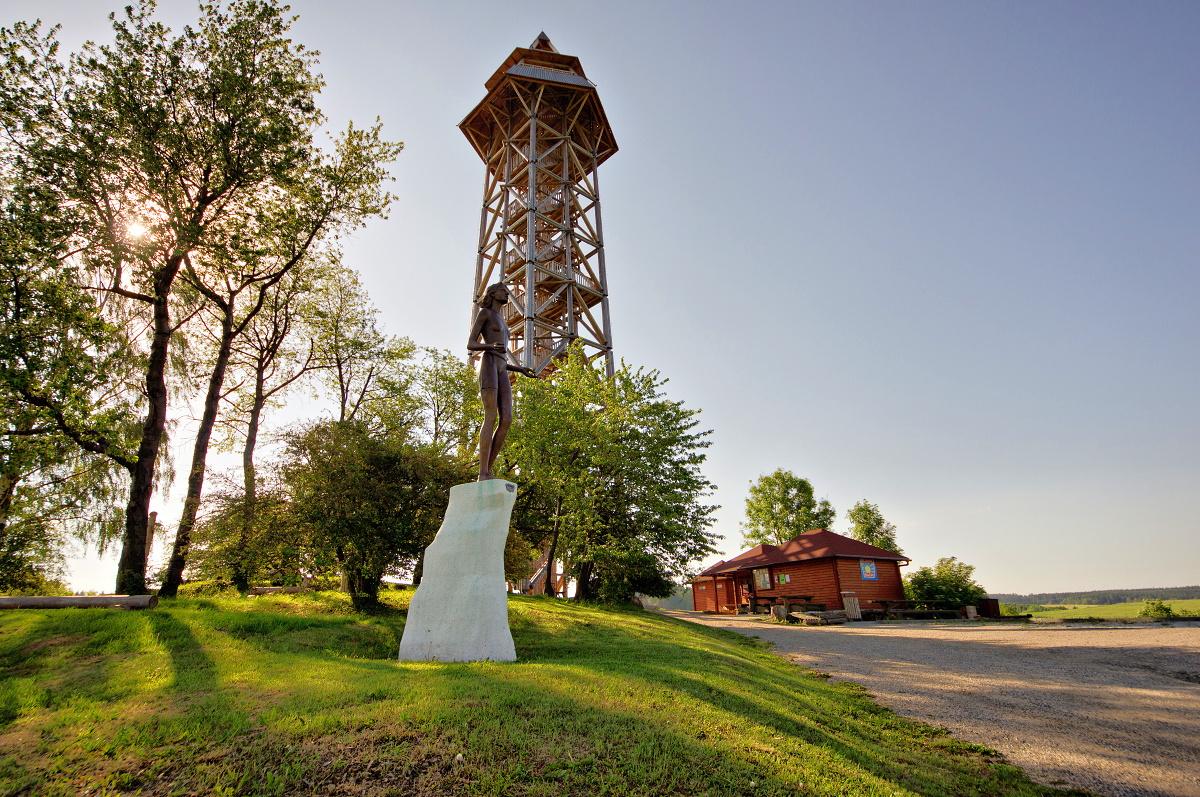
[831,558,844,609]
[591,151,614,377]
[145,511,157,567]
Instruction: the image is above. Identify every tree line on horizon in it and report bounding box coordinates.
[0,0,719,606]
[989,586,1200,605]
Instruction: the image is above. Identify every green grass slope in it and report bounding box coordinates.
[0,591,1074,796]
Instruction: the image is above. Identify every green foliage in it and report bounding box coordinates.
[1136,599,1197,618]
[1137,599,1174,618]
[587,546,676,602]
[162,114,402,596]
[187,489,307,587]
[279,421,469,608]
[175,580,239,598]
[309,262,417,430]
[0,179,138,589]
[904,557,988,608]
[409,347,482,461]
[0,0,356,593]
[639,585,695,611]
[740,468,836,547]
[0,568,70,597]
[844,499,903,554]
[504,346,718,602]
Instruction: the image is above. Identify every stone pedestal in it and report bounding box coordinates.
[397,479,517,662]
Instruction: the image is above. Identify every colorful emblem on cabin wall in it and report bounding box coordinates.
[860,560,878,580]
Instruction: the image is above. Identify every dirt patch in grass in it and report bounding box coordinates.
[16,635,88,658]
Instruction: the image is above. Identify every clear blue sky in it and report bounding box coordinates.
[19,1,1199,594]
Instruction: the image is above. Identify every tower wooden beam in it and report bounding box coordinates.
[461,35,618,377]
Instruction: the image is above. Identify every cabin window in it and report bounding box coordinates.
[777,573,791,585]
[860,560,878,580]
[698,585,706,590]
[753,568,771,590]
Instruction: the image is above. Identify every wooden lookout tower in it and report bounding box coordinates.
[461,33,618,377]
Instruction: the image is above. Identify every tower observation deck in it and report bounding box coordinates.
[460,33,618,377]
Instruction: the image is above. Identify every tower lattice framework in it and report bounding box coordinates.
[461,33,618,377]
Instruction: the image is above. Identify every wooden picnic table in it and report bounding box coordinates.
[874,599,955,619]
[746,594,821,614]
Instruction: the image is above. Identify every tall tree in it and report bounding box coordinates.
[504,346,719,602]
[740,469,836,547]
[0,179,138,588]
[0,2,332,593]
[159,121,402,598]
[310,261,417,432]
[845,499,903,555]
[215,259,326,590]
[410,347,482,461]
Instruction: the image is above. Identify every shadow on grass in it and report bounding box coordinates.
[498,609,1045,796]
[183,599,405,660]
[147,610,219,693]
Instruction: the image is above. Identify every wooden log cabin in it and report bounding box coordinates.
[690,529,908,614]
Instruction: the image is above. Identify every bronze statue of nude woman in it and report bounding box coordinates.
[467,283,536,481]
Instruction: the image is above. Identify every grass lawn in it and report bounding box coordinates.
[1,591,1077,796]
[1028,599,1200,619]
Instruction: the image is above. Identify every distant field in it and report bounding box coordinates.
[1028,599,1200,618]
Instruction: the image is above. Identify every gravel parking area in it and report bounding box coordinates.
[667,612,1200,797]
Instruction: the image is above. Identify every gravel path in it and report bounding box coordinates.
[666,612,1200,797]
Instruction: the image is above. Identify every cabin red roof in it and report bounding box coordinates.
[696,529,908,578]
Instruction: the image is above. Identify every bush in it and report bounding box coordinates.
[904,557,987,609]
[1137,599,1194,618]
[175,580,238,598]
[0,571,71,597]
[1000,603,1068,615]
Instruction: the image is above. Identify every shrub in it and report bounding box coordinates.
[1138,599,1177,618]
[904,557,987,609]
[175,580,238,598]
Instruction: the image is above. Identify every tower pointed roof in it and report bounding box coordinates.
[530,32,558,52]
[461,36,617,170]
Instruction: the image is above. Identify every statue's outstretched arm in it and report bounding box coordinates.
[506,361,536,378]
